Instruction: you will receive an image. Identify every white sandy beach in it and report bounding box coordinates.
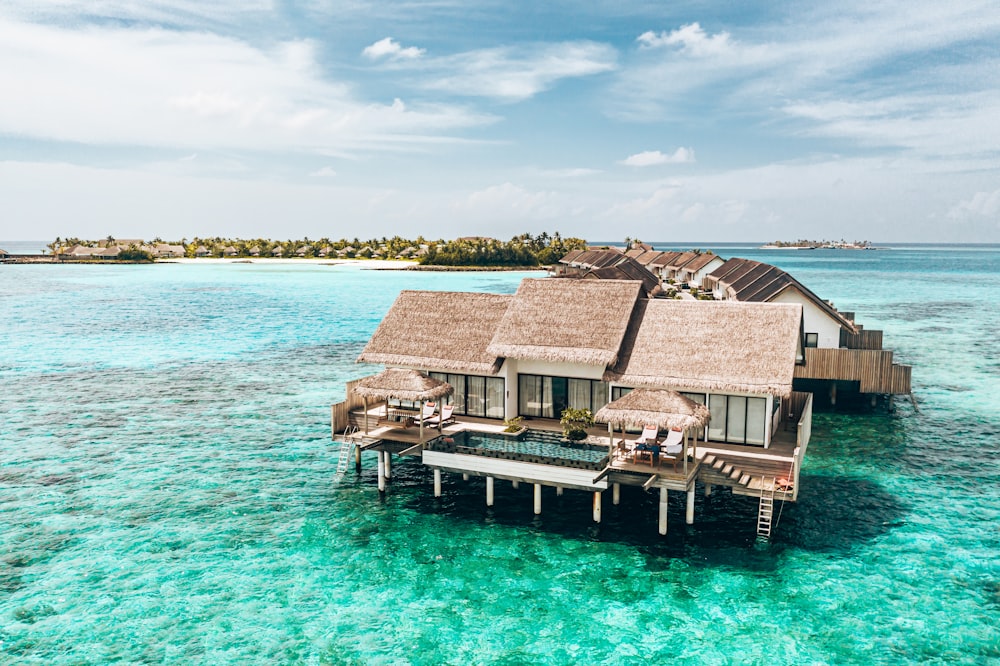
[162,257,418,269]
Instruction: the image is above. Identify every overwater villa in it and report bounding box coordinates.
[333,278,814,537]
[558,250,912,406]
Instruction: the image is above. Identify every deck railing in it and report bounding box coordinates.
[330,375,375,437]
[791,392,813,501]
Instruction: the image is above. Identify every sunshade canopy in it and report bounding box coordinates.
[352,368,453,402]
[594,388,711,431]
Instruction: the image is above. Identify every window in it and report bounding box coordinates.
[429,372,505,419]
[707,393,768,446]
[805,332,818,348]
[519,374,609,418]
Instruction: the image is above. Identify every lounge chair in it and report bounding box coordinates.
[660,429,683,470]
[423,404,455,428]
[413,401,437,424]
[635,424,658,445]
[632,425,659,466]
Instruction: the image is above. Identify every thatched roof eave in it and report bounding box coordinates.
[352,367,454,402]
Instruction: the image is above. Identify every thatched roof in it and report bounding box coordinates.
[486,278,643,367]
[594,389,711,431]
[606,299,802,397]
[357,290,511,374]
[353,368,453,402]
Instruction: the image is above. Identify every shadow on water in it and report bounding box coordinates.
[365,461,908,569]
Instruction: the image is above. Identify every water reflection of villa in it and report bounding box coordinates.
[332,278,814,537]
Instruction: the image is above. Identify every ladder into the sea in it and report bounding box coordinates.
[756,477,776,539]
[334,426,359,479]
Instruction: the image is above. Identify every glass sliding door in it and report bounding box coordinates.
[466,376,486,417]
[726,396,747,443]
[486,377,505,419]
[519,374,608,418]
[708,394,727,441]
[428,371,504,419]
[745,397,767,445]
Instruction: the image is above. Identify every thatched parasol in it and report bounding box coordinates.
[353,367,453,402]
[594,388,710,431]
[595,388,711,475]
[352,368,453,443]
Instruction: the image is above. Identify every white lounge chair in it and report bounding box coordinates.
[660,429,683,470]
[423,404,455,428]
[413,401,437,424]
[635,424,658,445]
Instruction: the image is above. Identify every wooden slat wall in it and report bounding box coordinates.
[840,328,884,350]
[331,375,377,436]
[794,348,911,394]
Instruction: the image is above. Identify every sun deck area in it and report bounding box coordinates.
[335,398,808,534]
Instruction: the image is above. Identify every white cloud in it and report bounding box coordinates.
[620,148,695,167]
[310,166,338,177]
[362,37,425,60]
[636,23,733,57]
[424,42,616,101]
[947,189,1000,220]
[454,182,563,219]
[0,17,491,156]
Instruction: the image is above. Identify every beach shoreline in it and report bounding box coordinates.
[157,257,419,269]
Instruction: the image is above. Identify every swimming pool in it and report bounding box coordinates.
[428,428,609,469]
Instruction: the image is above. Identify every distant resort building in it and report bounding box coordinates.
[334,277,815,537]
[153,244,185,258]
[195,245,211,257]
[223,246,239,257]
[705,257,911,403]
[271,246,284,257]
[557,249,911,405]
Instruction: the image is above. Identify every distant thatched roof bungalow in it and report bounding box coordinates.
[317,246,332,257]
[154,244,185,258]
[195,245,210,257]
[296,246,308,257]
[359,277,804,448]
[223,246,238,257]
[248,246,261,257]
[271,246,284,257]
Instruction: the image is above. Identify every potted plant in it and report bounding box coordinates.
[560,407,594,442]
[503,416,525,435]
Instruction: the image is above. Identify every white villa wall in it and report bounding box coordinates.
[502,358,607,419]
[689,257,726,289]
[770,288,842,348]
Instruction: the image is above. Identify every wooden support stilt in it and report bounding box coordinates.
[593,491,602,523]
[354,442,362,471]
[512,480,519,490]
[612,483,620,505]
[433,468,442,497]
[556,485,563,497]
[704,483,712,497]
[377,453,385,493]
[462,473,469,481]
[384,451,391,480]
[686,488,695,524]
[830,382,837,406]
[534,484,542,515]
[658,487,668,535]
[486,476,494,506]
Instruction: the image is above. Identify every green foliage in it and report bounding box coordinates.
[117,245,153,262]
[503,416,524,433]
[560,407,594,441]
[419,232,585,268]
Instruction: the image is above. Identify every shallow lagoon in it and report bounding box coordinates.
[1,249,998,663]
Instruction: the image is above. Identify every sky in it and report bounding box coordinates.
[1,1,999,244]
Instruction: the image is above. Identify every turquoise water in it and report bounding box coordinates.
[1,252,998,664]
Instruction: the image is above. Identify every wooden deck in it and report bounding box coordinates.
[343,405,803,499]
[794,347,911,394]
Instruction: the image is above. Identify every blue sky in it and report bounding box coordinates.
[2,1,999,243]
